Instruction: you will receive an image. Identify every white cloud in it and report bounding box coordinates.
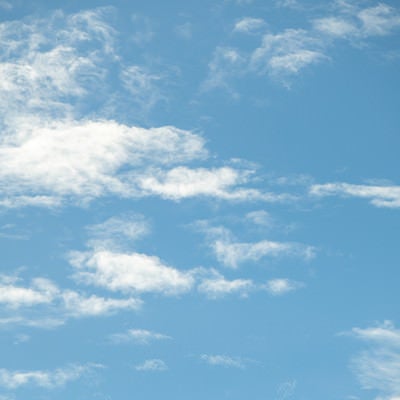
[310,182,400,208]
[198,271,254,298]
[86,214,150,250]
[0,119,207,207]
[347,321,400,399]
[313,17,357,38]
[245,210,273,226]
[202,225,314,268]
[313,3,400,39]
[69,249,195,296]
[131,14,155,45]
[135,166,281,202]
[234,17,265,34]
[110,329,171,345]
[263,278,303,295]
[0,364,101,389]
[0,274,140,324]
[61,291,141,317]
[135,359,167,372]
[251,29,327,79]
[0,278,57,308]
[120,65,165,113]
[202,46,245,94]
[358,4,400,37]
[200,354,244,368]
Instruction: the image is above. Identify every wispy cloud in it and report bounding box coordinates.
[263,278,303,296]
[250,29,327,81]
[135,359,167,372]
[197,271,254,298]
[196,223,315,268]
[0,364,102,389]
[110,329,171,345]
[86,214,150,250]
[234,17,265,34]
[310,182,400,208]
[200,354,245,368]
[345,321,400,399]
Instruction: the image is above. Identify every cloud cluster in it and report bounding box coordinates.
[206,2,400,87]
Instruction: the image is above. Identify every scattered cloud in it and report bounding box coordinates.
[86,214,150,250]
[135,359,167,372]
[196,224,315,268]
[310,182,400,208]
[69,249,195,296]
[245,210,273,227]
[234,17,266,34]
[250,29,327,81]
[346,321,400,399]
[110,329,171,345]
[200,354,244,368]
[120,65,165,113]
[263,278,303,296]
[198,271,254,298]
[0,277,57,308]
[0,364,102,389]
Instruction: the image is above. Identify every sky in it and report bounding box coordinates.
[0,0,399,399]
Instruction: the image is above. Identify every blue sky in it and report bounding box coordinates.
[0,0,399,399]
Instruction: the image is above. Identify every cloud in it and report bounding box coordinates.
[313,3,400,39]
[198,271,254,298]
[120,65,165,113]
[0,277,57,308]
[0,274,141,326]
[234,17,266,34]
[110,329,171,345]
[0,364,101,389]
[200,354,244,368]
[135,166,283,202]
[86,214,150,250]
[346,321,400,399]
[202,46,245,94]
[251,29,327,79]
[245,210,273,227]
[0,119,208,207]
[135,359,167,372]
[206,2,400,90]
[131,14,155,45]
[263,278,303,296]
[69,249,195,296]
[61,291,140,317]
[310,182,400,208]
[197,224,314,268]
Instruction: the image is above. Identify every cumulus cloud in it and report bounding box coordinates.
[0,274,140,327]
[347,321,400,399]
[135,359,167,372]
[69,249,195,296]
[110,329,171,345]
[0,364,101,389]
[310,182,400,208]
